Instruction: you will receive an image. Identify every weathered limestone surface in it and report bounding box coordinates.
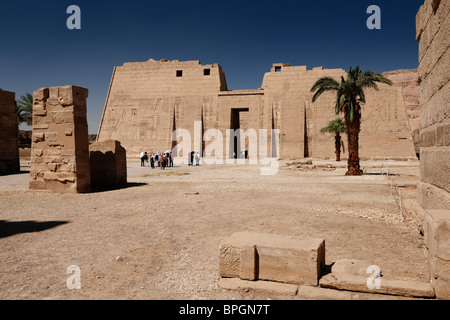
[29,86,90,193]
[89,139,127,189]
[0,90,20,174]
[218,277,299,296]
[97,59,416,161]
[416,0,450,299]
[382,69,421,154]
[219,232,325,286]
[319,273,435,298]
[331,259,375,277]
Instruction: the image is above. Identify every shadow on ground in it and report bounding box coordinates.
[363,172,400,176]
[90,182,148,193]
[0,220,69,239]
[0,170,30,177]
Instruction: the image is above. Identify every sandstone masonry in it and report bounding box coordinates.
[0,90,20,174]
[29,86,91,193]
[416,0,450,299]
[97,59,417,161]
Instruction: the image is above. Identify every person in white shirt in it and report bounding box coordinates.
[139,151,145,167]
[195,152,200,166]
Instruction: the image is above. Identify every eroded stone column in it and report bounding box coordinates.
[0,90,20,174]
[29,86,90,193]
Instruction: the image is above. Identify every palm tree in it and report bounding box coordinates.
[16,93,33,126]
[311,66,392,175]
[320,118,346,162]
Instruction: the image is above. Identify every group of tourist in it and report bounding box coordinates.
[139,151,201,168]
[139,151,173,169]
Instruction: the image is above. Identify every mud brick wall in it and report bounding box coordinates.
[416,0,450,299]
[29,86,90,193]
[0,90,20,174]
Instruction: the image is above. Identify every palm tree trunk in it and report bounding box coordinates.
[345,110,363,175]
[335,134,341,162]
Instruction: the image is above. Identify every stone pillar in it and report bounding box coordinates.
[89,139,127,190]
[416,0,450,299]
[0,90,20,174]
[29,86,90,193]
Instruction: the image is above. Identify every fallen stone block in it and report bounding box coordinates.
[320,273,435,298]
[219,232,325,286]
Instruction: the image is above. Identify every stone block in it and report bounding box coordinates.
[424,210,450,299]
[425,210,450,261]
[219,232,325,286]
[33,88,49,101]
[89,139,127,190]
[419,129,436,147]
[434,276,450,300]
[0,89,20,174]
[32,133,45,143]
[30,86,90,193]
[218,277,298,296]
[420,148,450,193]
[417,181,450,210]
[319,273,435,298]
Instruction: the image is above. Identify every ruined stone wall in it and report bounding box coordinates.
[89,139,127,190]
[416,0,450,299]
[0,90,20,174]
[30,86,90,193]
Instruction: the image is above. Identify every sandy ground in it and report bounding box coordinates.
[0,158,428,300]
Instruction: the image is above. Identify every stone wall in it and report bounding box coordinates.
[382,69,421,155]
[89,139,127,190]
[29,86,91,193]
[416,0,450,299]
[97,59,227,157]
[97,59,417,161]
[0,90,20,174]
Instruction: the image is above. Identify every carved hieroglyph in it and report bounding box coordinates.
[98,59,416,160]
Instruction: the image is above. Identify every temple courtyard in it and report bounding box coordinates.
[0,158,430,300]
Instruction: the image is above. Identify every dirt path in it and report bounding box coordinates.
[0,159,428,300]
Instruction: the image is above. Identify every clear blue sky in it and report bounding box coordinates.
[0,0,423,133]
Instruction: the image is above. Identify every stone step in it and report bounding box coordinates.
[319,273,435,298]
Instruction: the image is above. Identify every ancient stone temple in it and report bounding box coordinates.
[416,0,450,299]
[97,59,416,161]
[29,86,91,193]
[0,89,20,174]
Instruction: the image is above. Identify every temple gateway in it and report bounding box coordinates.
[97,59,417,160]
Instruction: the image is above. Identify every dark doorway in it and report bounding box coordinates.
[230,108,249,159]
